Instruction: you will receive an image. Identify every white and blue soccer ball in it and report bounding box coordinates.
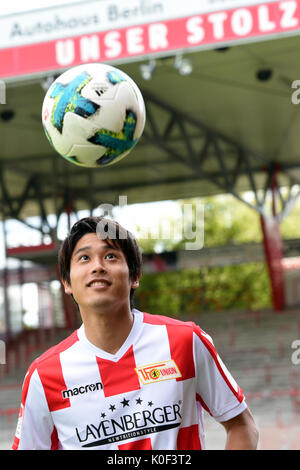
[42,63,146,168]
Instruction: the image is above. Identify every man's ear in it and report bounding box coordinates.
[61,279,73,296]
[131,271,142,289]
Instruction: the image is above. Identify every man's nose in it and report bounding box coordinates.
[91,257,106,273]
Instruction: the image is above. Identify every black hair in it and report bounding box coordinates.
[58,216,142,309]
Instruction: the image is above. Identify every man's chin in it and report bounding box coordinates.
[77,295,130,315]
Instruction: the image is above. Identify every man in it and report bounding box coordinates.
[13,216,258,450]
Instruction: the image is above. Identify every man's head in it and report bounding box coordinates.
[58,216,142,312]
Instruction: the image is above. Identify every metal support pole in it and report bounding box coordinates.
[260,172,285,311]
[18,260,25,331]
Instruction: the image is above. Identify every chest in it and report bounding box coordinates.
[51,344,196,448]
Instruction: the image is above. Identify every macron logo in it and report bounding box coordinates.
[62,382,103,399]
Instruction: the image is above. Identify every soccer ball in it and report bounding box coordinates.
[41,63,146,168]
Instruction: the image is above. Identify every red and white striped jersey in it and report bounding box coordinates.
[12,310,246,450]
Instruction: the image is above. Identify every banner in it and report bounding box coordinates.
[0,0,299,80]
[0,0,279,49]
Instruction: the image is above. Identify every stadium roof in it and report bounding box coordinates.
[1,27,300,224]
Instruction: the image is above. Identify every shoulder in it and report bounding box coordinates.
[141,311,213,347]
[30,329,79,371]
[142,311,204,341]
[142,311,200,331]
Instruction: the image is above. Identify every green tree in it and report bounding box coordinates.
[176,194,262,249]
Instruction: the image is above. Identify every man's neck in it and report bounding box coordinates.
[81,306,134,354]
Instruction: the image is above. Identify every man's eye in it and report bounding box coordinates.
[105,253,116,259]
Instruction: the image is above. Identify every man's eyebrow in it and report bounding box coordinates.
[73,245,92,257]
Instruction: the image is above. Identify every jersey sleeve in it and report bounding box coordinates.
[193,325,247,422]
[12,361,57,450]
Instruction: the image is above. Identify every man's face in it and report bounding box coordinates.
[63,233,139,314]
